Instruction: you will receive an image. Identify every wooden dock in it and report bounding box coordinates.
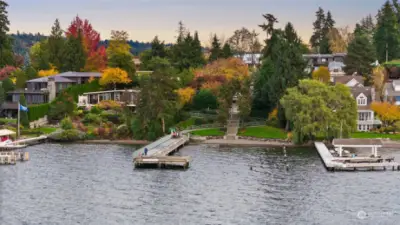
[315,142,400,171]
[133,134,190,169]
[0,151,29,165]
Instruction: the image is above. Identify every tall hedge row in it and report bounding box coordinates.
[59,80,102,102]
[28,104,50,122]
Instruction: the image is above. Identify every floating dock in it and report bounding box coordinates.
[0,151,29,165]
[315,141,400,171]
[133,134,190,169]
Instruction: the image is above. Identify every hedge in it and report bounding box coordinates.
[58,80,101,102]
[28,104,50,122]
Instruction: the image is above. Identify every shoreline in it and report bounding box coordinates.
[79,140,150,145]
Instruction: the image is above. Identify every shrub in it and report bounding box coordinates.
[194,117,207,125]
[116,124,130,138]
[101,111,121,124]
[192,90,218,110]
[61,117,73,130]
[83,113,101,125]
[97,100,122,111]
[28,104,50,122]
[48,93,76,121]
[90,106,102,114]
[48,129,85,142]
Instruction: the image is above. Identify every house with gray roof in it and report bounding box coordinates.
[1,72,101,117]
[350,87,381,131]
[333,75,364,87]
[384,80,400,105]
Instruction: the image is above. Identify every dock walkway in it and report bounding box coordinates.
[133,134,190,169]
[315,142,400,171]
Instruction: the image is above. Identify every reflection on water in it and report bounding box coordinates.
[1,143,400,225]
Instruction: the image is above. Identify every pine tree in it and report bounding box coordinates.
[0,0,13,67]
[222,43,233,58]
[19,94,29,128]
[62,32,86,72]
[320,11,335,53]
[192,31,205,67]
[310,7,325,52]
[374,1,400,62]
[209,34,222,62]
[48,19,65,70]
[24,66,37,80]
[15,69,27,89]
[345,34,376,79]
[151,36,166,58]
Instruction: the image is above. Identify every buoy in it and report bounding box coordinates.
[250,166,253,171]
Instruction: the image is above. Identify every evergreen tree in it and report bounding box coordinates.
[15,69,27,89]
[192,31,205,67]
[209,34,222,62]
[320,11,335,54]
[222,43,233,58]
[48,19,65,70]
[62,32,86,72]
[19,94,29,128]
[151,36,166,58]
[374,1,400,62]
[24,66,37,80]
[0,0,13,67]
[310,7,325,52]
[2,77,14,94]
[345,34,376,79]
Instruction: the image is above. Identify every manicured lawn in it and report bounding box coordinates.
[36,127,58,134]
[351,132,400,140]
[0,118,16,124]
[191,128,225,137]
[238,126,287,139]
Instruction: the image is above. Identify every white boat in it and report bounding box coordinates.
[0,129,27,150]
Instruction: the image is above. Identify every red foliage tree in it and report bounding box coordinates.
[66,16,106,71]
[0,66,17,81]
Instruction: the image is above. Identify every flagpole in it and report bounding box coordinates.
[17,102,20,140]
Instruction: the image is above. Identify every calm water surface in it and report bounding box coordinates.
[1,143,400,225]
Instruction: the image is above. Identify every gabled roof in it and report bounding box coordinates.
[27,76,75,83]
[334,75,364,86]
[384,82,400,97]
[56,71,101,78]
[351,86,377,110]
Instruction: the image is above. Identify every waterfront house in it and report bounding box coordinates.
[333,75,364,87]
[235,54,262,68]
[350,87,381,131]
[1,72,101,117]
[383,80,400,105]
[78,89,140,109]
[304,53,347,77]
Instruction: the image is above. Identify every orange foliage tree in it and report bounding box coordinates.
[371,102,400,128]
[193,57,249,92]
[177,87,196,108]
[38,65,59,77]
[100,68,131,89]
[66,16,107,71]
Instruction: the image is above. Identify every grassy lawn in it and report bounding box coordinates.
[0,118,17,124]
[238,126,287,139]
[351,132,400,140]
[36,127,58,134]
[191,128,225,137]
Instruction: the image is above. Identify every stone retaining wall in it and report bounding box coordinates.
[30,116,48,129]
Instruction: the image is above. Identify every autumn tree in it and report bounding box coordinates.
[371,102,400,128]
[177,87,195,109]
[328,26,353,53]
[38,65,59,77]
[66,16,106,71]
[48,19,65,70]
[100,67,131,89]
[30,40,50,71]
[372,66,386,100]
[312,66,330,83]
[107,30,136,81]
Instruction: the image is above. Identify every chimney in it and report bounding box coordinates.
[371,87,376,102]
[47,77,56,102]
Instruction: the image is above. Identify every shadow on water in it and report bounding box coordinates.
[1,143,400,225]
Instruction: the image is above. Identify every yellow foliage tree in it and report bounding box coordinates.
[100,68,131,88]
[268,108,278,121]
[38,65,59,77]
[177,87,195,108]
[371,102,400,128]
[372,66,386,101]
[312,66,330,83]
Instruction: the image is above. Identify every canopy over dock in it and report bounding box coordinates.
[0,129,15,137]
[332,139,383,157]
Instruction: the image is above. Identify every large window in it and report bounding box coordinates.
[357,95,367,105]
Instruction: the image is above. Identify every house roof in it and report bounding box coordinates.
[384,82,400,97]
[8,90,48,94]
[350,86,377,110]
[334,75,364,86]
[0,129,15,136]
[82,89,140,95]
[27,76,75,83]
[57,71,102,78]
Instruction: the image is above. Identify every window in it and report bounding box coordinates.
[357,95,367,105]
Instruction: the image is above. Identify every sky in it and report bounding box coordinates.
[8,0,387,45]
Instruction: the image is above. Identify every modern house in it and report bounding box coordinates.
[350,87,381,131]
[235,54,262,68]
[1,72,101,117]
[383,80,400,105]
[304,53,347,76]
[78,89,140,109]
[333,75,364,88]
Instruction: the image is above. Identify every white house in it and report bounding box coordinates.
[333,75,364,88]
[78,89,140,109]
[351,87,381,131]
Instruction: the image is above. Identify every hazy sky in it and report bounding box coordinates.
[8,0,386,44]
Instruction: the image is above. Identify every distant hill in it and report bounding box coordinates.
[10,32,156,57]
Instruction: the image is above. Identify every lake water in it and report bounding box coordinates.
[1,143,400,225]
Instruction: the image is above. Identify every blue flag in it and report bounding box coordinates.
[19,104,28,112]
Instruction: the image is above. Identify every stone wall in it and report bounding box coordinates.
[30,116,48,129]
